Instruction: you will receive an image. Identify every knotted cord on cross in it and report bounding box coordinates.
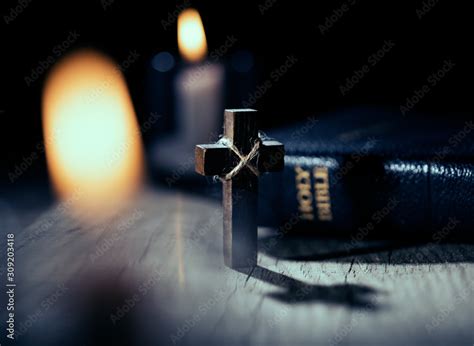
[217,137,261,181]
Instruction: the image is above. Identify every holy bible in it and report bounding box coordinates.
[258,108,474,235]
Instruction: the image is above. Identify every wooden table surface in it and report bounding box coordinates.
[1,187,473,345]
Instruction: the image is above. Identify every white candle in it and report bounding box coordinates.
[175,62,224,146]
[174,8,224,146]
[151,8,225,180]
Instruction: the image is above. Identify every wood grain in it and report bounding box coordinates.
[1,188,473,345]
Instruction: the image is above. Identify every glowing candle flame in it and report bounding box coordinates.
[178,8,208,63]
[42,49,144,221]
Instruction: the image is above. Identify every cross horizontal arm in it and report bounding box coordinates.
[195,144,231,176]
[257,140,285,173]
[195,140,284,176]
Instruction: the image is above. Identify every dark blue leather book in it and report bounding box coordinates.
[259,108,474,236]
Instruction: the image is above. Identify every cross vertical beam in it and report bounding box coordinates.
[223,109,258,268]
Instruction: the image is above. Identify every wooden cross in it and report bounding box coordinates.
[195,109,285,268]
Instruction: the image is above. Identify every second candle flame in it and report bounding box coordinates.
[178,8,208,63]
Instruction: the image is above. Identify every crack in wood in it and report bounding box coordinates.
[345,258,355,283]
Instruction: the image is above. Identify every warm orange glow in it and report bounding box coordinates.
[42,49,144,221]
[178,8,207,63]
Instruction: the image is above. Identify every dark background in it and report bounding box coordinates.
[0,0,472,185]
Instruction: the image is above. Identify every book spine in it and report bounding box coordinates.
[258,154,474,235]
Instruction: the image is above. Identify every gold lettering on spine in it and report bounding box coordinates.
[313,166,333,221]
[294,166,314,220]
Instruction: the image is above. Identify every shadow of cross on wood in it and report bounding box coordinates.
[195,109,285,269]
[238,266,381,309]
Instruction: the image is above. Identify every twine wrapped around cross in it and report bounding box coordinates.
[217,137,261,180]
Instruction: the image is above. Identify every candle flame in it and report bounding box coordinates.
[42,49,144,222]
[178,8,208,63]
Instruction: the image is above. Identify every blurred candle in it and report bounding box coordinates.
[175,8,224,146]
[42,49,144,222]
[151,8,230,184]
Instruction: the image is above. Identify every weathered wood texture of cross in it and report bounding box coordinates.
[195,109,284,268]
